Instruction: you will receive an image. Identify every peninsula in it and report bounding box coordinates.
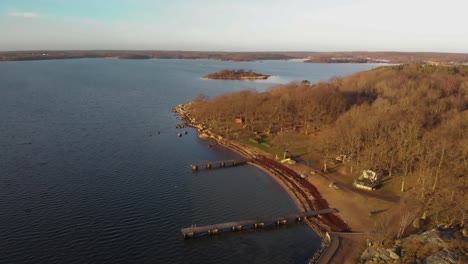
[176,64,467,263]
[202,69,270,80]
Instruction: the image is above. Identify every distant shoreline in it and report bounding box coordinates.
[1,50,468,65]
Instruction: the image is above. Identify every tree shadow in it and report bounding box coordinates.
[369,208,390,216]
[293,151,313,158]
[326,163,344,172]
[380,176,395,183]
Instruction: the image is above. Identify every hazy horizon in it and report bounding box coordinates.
[1,49,468,55]
[1,0,467,53]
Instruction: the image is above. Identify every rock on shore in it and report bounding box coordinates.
[359,228,466,264]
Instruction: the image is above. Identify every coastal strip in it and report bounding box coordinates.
[173,103,350,239]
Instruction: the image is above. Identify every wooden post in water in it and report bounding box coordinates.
[231,225,242,231]
[207,229,218,235]
[276,219,287,225]
[253,222,264,229]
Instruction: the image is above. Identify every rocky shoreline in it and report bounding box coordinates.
[359,228,466,263]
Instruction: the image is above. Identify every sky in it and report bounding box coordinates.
[1,0,467,52]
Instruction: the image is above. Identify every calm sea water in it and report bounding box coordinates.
[0,59,379,264]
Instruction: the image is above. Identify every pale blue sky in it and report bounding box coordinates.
[1,0,467,52]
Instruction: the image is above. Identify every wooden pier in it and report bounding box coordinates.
[181,208,338,238]
[191,159,251,171]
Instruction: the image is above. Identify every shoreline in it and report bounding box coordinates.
[202,76,270,80]
[248,162,305,211]
[2,51,467,65]
[173,103,350,261]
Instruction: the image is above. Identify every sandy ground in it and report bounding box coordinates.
[252,160,402,264]
[252,155,408,263]
[319,233,370,264]
[246,148,407,263]
[305,167,398,233]
[290,163,418,263]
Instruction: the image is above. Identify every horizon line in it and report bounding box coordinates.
[1,49,467,55]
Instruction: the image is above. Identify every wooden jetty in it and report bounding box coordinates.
[181,208,338,238]
[191,159,251,171]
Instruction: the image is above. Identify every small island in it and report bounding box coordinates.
[203,69,270,80]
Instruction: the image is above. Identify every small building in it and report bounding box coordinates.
[353,179,378,191]
[234,116,245,124]
[335,154,349,163]
[353,170,380,191]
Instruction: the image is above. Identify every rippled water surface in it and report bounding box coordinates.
[0,59,380,263]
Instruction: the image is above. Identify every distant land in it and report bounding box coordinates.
[1,50,468,65]
[203,69,270,80]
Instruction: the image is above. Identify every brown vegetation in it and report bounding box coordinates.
[186,64,468,235]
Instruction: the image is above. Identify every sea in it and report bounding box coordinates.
[0,59,380,264]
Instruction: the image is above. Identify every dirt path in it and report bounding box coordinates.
[318,232,370,264]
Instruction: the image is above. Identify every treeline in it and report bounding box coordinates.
[305,57,371,63]
[0,51,295,62]
[188,64,467,228]
[2,51,468,64]
[304,51,468,64]
[203,69,269,80]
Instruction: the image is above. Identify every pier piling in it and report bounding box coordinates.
[181,208,338,239]
[190,159,251,171]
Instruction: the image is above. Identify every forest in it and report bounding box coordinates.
[187,64,468,230]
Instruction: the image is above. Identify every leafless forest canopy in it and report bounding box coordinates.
[188,64,468,228]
